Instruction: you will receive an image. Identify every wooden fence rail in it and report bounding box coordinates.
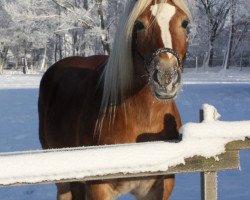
[0,106,250,200]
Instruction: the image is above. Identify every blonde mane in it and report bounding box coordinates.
[100,0,191,112]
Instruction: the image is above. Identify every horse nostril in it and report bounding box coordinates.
[153,70,160,84]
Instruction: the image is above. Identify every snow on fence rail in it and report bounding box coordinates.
[0,104,250,200]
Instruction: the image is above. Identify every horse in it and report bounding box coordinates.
[38,0,191,199]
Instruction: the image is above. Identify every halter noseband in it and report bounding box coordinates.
[137,48,183,74]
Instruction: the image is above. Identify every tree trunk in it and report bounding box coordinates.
[97,0,110,55]
[0,46,9,74]
[240,50,243,71]
[202,40,212,70]
[208,47,214,67]
[203,52,209,70]
[22,57,28,74]
[224,0,236,69]
[223,19,233,70]
[208,32,216,67]
[54,42,58,63]
[40,44,48,71]
[0,60,3,74]
[72,29,78,56]
[231,24,248,58]
[58,35,63,60]
[54,5,63,61]
[54,34,63,62]
[15,57,19,70]
[84,0,88,10]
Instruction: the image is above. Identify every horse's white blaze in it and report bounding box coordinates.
[151,3,176,58]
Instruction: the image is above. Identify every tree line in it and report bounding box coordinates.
[0,0,249,74]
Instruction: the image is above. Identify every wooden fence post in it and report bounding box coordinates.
[200,109,218,200]
[201,171,217,200]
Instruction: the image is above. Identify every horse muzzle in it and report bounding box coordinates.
[145,48,183,100]
[151,66,181,100]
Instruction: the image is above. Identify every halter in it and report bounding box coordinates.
[137,48,183,74]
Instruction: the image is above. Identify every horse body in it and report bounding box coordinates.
[39,55,180,200]
[39,55,181,146]
[39,55,107,149]
[39,0,191,199]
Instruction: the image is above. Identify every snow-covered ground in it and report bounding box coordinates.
[0,67,250,200]
[1,66,250,89]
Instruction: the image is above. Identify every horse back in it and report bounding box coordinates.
[39,55,108,149]
[54,55,108,70]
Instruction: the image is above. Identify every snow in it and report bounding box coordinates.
[181,103,250,140]
[183,67,250,84]
[0,141,214,185]
[0,68,250,200]
[201,104,221,122]
[182,121,250,140]
[0,74,41,89]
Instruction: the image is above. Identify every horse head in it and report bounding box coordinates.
[133,0,191,100]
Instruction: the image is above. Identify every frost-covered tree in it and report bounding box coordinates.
[228,0,250,68]
[196,0,231,68]
[0,1,12,74]
[222,0,237,70]
[2,0,58,72]
[1,0,121,72]
[1,0,249,73]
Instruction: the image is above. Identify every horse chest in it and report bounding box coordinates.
[133,104,175,132]
[121,107,179,143]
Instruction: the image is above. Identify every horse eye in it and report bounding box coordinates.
[134,21,145,31]
[182,20,189,29]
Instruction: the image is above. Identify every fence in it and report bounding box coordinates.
[0,105,249,200]
[185,56,250,68]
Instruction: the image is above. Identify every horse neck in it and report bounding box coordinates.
[120,89,175,126]
[127,85,176,110]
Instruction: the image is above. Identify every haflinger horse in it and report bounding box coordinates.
[39,0,191,199]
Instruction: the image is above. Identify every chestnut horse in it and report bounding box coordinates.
[39,0,191,199]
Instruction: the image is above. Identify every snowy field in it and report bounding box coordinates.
[0,67,250,200]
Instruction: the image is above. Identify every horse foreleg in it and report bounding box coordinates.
[70,182,86,200]
[162,175,175,200]
[137,176,175,200]
[56,183,72,200]
[86,181,118,200]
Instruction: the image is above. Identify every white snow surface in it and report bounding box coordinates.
[0,74,41,89]
[181,121,250,140]
[201,104,221,122]
[183,67,250,84]
[182,104,250,139]
[1,67,250,89]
